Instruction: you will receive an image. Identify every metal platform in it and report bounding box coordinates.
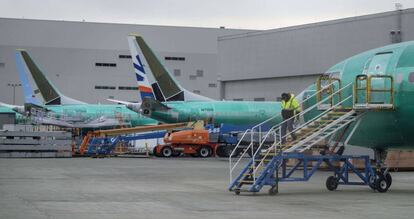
[229,153,376,195]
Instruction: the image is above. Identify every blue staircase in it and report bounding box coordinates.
[229,74,395,195]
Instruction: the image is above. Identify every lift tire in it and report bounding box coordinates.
[224,147,239,158]
[161,146,173,158]
[172,151,182,157]
[215,146,226,157]
[198,146,212,158]
[376,174,391,193]
[326,176,339,191]
[153,147,161,157]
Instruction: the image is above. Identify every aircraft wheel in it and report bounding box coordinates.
[326,176,339,191]
[161,146,173,158]
[368,174,377,191]
[376,173,392,193]
[198,146,212,158]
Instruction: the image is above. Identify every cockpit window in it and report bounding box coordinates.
[409,72,414,83]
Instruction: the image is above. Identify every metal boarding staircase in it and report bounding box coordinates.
[229,74,394,194]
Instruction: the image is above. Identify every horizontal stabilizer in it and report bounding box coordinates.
[140,97,170,117]
[106,99,141,113]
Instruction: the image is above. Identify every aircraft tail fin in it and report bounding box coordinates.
[15,50,41,105]
[127,35,157,101]
[16,50,85,105]
[128,34,212,102]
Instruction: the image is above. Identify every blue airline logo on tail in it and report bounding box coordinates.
[134,55,145,81]
[133,54,155,100]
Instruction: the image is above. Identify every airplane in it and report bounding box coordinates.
[119,34,283,132]
[11,50,158,128]
[303,41,414,161]
[235,40,414,193]
[129,34,414,191]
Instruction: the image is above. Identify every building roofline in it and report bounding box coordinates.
[219,8,414,41]
[0,16,257,32]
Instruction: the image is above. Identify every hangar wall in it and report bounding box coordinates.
[218,9,414,101]
[0,18,250,105]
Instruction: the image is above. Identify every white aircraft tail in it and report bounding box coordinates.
[16,50,86,105]
[127,34,212,102]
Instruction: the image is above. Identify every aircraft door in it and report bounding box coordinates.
[366,52,393,104]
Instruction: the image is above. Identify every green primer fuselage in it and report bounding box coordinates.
[46,104,157,127]
[148,101,282,128]
[306,41,414,149]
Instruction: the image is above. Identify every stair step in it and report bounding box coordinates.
[318,119,336,123]
[239,180,254,184]
[255,159,272,162]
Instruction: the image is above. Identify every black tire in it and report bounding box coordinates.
[268,186,278,195]
[172,151,182,157]
[216,145,226,157]
[234,189,240,195]
[198,146,212,158]
[376,173,392,193]
[153,147,161,157]
[326,176,338,191]
[368,174,377,191]
[385,173,392,189]
[161,146,173,158]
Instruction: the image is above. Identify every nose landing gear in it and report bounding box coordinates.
[370,149,392,193]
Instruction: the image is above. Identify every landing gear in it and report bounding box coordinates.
[376,173,392,193]
[326,176,339,191]
[371,149,392,193]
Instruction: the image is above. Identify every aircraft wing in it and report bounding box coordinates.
[0,102,26,115]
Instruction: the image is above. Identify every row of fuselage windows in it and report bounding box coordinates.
[95,86,137,90]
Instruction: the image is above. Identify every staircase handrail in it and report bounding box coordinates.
[255,94,353,174]
[252,83,353,182]
[229,80,344,183]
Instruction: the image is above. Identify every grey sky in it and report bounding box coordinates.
[1,0,413,29]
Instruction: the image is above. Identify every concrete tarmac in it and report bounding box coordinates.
[1,157,414,219]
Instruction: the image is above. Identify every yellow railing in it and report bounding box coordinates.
[354,74,394,107]
[316,75,342,107]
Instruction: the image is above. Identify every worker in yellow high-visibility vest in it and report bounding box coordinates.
[280,93,301,144]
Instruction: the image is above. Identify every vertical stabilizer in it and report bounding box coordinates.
[17,50,86,105]
[15,50,40,105]
[128,34,212,102]
[128,35,157,101]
